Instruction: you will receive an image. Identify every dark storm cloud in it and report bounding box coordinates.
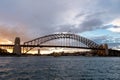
[80,18,103,31]
[56,11,104,33]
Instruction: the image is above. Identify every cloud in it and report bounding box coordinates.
[80,18,103,31]
[106,19,120,33]
[0,0,120,41]
[80,29,120,49]
[102,19,120,33]
[0,24,30,43]
[107,27,120,33]
[91,35,120,49]
[111,19,120,26]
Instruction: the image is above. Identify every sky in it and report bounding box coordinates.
[0,0,120,50]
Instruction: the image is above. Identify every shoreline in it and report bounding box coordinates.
[0,55,120,57]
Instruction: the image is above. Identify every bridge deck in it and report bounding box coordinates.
[0,44,104,50]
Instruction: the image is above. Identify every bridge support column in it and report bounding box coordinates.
[13,37,21,55]
[99,44,109,56]
[38,49,40,54]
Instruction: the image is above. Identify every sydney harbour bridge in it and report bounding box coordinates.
[0,33,109,56]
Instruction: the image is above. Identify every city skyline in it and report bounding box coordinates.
[0,0,120,50]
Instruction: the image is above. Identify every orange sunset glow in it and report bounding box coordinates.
[0,39,13,44]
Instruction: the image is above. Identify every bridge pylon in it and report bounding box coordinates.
[13,37,21,55]
[103,44,109,55]
[96,44,109,56]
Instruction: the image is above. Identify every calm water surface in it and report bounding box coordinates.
[0,56,120,80]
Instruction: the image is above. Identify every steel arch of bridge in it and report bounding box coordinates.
[23,33,100,53]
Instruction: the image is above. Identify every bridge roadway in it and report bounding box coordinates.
[0,44,105,50]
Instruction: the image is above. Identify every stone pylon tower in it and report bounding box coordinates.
[103,44,109,55]
[13,37,21,55]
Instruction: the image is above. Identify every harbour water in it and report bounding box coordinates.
[0,56,120,80]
